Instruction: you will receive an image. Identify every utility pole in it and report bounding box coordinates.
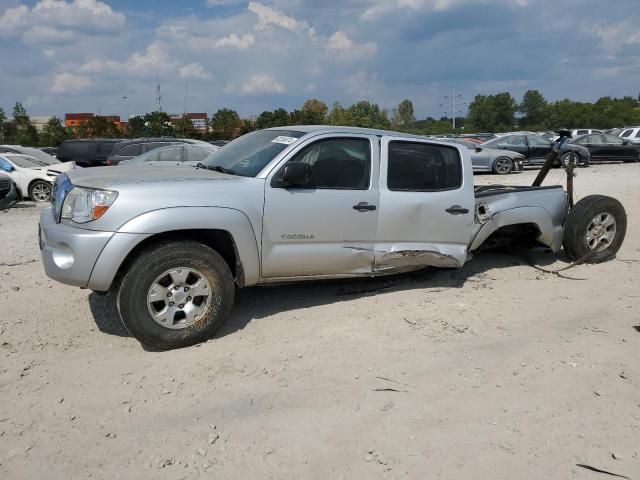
[182,82,188,138]
[155,75,163,112]
[444,88,463,129]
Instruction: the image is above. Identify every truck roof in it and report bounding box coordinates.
[266,125,423,138]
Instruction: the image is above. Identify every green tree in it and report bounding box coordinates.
[0,108,6,142]
[76,116,120,138]
[519,90,548,129]
[143,111,173,136]
[327,102,352,125]
[11,102,39,146]
[39,117,68,146]
[210,108,241,139]
[391,99,416,130]
[345,101,391,129]
[174,116,196,138]
[255,108,290,129]
[290,99,328,125]
[127,116,145,137]
[467,92,517,132]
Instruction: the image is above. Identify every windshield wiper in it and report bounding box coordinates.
[195,163,237,175]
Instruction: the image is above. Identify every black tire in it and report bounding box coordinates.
[28,180,52,202]
[492,157,514,175]
[563,195,627,263]
[117,241,235,350]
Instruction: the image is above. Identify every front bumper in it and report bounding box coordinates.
[39,207,114,288]
[514,159,524,171]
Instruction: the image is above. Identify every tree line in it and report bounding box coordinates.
[2,91,639,147]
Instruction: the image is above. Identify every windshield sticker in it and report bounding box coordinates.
[271,136,298,145]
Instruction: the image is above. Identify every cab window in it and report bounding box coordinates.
[387,141,462,191]
[276,138,371,190]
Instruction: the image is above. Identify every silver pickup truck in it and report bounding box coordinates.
[39,126,627,349]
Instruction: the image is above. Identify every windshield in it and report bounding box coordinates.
[201,130,305,176]
[19,147,58,164]
[9,155,47,168]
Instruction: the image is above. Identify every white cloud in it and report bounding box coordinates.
[229,73,286,94]
[77,42,179,77]
[51,72,92,93]
[361,0,528,20]
[327,31,377,58]
[214,32,255,49]
[248,1,316,39]
[588,20,640,52]
[179,63,213,80]
[0,0,126,42]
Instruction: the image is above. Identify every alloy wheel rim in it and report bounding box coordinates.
[33,183,51,201]
[146,267,212,329]
[585,212,616,252]
[496,158,511,173]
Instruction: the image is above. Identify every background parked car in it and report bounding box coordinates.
[619,127,640,145]
[481,133,556,164]
[119,144,221,167]
[38,147,58,157]
[445,139,524,174]
[106,138,213,165]
[57,139,123,167]
[0,145,59,165]
[0,153,75,202]
[459,133,496,142]
[568,133,640,162]
[0,173,18,210]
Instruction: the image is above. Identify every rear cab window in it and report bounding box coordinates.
[387,141,462,191]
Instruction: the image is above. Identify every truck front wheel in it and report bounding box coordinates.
[117,241,235,350]
[563,195,627,263]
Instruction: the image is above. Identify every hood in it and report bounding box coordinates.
[32,162,76,174]
[66,165,237,190]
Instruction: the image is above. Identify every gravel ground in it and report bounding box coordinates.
[1,163,639,479]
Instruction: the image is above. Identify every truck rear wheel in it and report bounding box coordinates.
[563,195,626,262]
[117,241,235,350]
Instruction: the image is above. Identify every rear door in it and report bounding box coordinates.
[602,133,634,161]
[526,135,554,161]
[498,135,529,157]
[261,133,379,278]
[373,137,474,272]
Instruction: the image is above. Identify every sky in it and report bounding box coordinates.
[0,0,638,120]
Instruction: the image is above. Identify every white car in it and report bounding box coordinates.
[619,127,640,145]
[0,144,59,164]
[0,153,75,202]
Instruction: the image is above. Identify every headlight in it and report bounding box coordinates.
[61,187,118,223]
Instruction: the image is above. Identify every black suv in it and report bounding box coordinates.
[57,139,123,167]
[106,138,210,165]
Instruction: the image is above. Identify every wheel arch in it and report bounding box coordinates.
[88,207,261,292]
[469,206,563,253]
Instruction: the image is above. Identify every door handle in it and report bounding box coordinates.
[353,202,377,212]
[445,205,469,215]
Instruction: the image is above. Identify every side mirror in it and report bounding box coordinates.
[475,147,483,152]
[622,139,629,145]
[278,163,313,188]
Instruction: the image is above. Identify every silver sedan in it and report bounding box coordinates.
[443,139,524,174]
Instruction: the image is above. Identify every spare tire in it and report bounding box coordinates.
[563,195,626,262]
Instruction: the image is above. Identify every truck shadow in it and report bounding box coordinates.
[88,248,565,342]
[218,248,564,339]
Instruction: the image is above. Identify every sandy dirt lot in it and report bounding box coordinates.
[1,164,639,479]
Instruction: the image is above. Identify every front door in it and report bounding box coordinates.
[261,134,379,278]
[526,135,554,161]
[373,138,475,272]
